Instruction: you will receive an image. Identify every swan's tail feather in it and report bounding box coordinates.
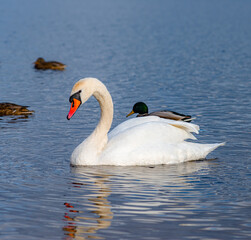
[209,142,225,150]
[215,142,226,147]
[180,142,225,163]
[202,142,225,158]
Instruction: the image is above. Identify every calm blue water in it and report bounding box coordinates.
[0,0,251,239]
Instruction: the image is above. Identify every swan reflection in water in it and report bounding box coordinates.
[63,168,113,240]
[62,160,214,239]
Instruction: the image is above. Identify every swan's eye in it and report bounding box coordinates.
[69,90,82,104]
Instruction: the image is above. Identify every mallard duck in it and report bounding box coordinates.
[33,57,66,70]
[0,103,34,116]
[127,102,193,122]
[66,78,224,166]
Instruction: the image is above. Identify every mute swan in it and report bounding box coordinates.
[33,57,66,70]
[67,78,224,166]
[127,102,193,122]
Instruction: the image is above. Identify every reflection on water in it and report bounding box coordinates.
[63,170,113,240]
[62,161,211,240]
[0,0,250,239]
[59,161,251,239]
[0,114,33,122]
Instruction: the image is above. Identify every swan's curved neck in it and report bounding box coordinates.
[87,82,113,153]
[93,86,113,139]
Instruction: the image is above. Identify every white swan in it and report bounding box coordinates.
[67,78,224,166]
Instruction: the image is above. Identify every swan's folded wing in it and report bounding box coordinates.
[109,116,199,139]
[167,121,199,134]
[108,116,158,138]
[103,121,205,166]
[108,119,198,153]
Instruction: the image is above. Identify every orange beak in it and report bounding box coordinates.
[126,110,135,117]
[67,99,81,120]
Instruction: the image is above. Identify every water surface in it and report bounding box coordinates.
[0,0,251,239]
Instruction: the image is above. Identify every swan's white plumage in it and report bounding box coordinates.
[108,116,199,139]
[68,78,224,166]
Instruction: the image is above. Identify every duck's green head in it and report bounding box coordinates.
[126,102,148,117]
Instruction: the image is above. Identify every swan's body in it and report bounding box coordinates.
[67,78,224,166]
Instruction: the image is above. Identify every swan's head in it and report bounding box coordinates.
[67,78,101,120]
[126,102,148,117]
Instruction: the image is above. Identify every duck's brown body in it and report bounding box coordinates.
[34,57,66,70]
[0,103,34,116]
